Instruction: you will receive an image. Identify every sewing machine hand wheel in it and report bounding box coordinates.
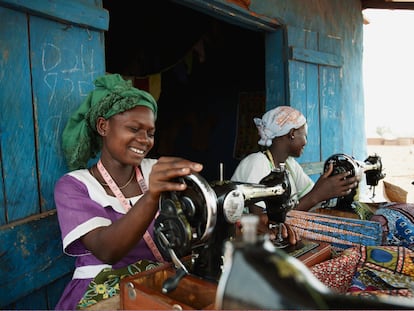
[154,173,218,260]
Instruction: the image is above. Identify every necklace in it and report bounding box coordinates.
[90,166,135,190]
[265,149,276,169]
[96,159,165,263]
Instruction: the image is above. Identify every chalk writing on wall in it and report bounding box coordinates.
[41,43,98,106]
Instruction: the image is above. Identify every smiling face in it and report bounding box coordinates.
[289,123,308,157]
[97,105,156,167]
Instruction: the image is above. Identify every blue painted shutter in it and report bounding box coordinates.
[286,26,344,176]
[286,27,344,178]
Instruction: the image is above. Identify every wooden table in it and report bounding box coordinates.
[85,239,331,310]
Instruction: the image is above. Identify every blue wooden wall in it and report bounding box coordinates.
[252,0,367,161]
[0,0,108,308]
[175,0,367,177]
[0,0,368,308]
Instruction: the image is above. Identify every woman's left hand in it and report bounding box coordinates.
[268,222,301,246]
[248,204,301,245]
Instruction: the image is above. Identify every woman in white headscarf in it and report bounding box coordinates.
[231,106,359,241]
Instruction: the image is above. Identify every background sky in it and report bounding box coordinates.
[363,9,414,138]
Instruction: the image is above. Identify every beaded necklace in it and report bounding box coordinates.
[265,149,276,169]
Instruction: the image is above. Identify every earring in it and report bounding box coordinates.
[290,135,295,140]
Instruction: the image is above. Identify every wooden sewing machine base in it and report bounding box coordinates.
[120,263,217,310]
[118,239,331,310]
[286,239,331,267]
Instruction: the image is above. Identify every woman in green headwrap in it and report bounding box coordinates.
[54,74,203,310]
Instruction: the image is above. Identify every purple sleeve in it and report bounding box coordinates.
[54,174,113,255]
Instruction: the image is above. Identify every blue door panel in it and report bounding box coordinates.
[320,66,343,159]
[30,15,106,211]
[286,26,343,171]
[0,7,39,223]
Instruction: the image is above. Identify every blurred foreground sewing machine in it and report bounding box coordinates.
[87,153,414,310]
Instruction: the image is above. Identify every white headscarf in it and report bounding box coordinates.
[254,106,306,147]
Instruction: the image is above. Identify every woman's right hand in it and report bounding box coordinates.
[81,157,203,264]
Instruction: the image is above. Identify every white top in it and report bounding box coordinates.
[231,152,314,209]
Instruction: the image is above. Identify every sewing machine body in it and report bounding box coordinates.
[150,153,387,307]
[322,153,385,208]
[215,231,414,310]
[154,163,293,282]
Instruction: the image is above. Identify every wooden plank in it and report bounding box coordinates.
[86,295,120,310]
[288,59,321,164]
[265,29,286,110]
[286,27,321,172]
[172,0,279,31]
[300,161,324,176]
[0,210,74,307]
[296,241,331,267]
[0,145,3,224]
[285,26,344,169]
[5,273,72,309]
[303,61,321,160]
[320,66,343,158]
[0,0,109,31]
[0,6,39,222]
[318,34,345,158]
[29,15,106,211]
[7,289,48,310]
[303,29,321,165]
[289,46,344,67]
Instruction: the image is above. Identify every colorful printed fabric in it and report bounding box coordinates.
[370,203,414,250]
[77,259,161,309]
[310,245,360,293]
[310,245,414,298]
[285,210,382,249]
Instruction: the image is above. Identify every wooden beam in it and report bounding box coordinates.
[361,0,414,10]
[0,210,74,307]
[289,46,343,68]
[0,0,109,30]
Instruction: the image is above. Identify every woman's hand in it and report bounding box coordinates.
[313,162,360,202]
[147,156,203,202]
[269,222,301,246]
[82,156,203,264]
[295,162,361,211]
[247,205,301,245]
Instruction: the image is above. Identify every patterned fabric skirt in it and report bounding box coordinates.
[77,259,161,309]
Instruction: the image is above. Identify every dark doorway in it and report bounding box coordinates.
[103,0,265,181]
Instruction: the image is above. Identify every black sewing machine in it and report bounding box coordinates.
[215,215,414,310]
[153,153,385,292]
[153,163,296,291]
[321,153,385,209]
[150,154,414,309]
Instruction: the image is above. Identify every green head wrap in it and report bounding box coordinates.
[62,73,158,170]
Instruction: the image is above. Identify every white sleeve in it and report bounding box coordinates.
[286,157,314,199]
[231,152,272,210]
[231,152,272,184]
